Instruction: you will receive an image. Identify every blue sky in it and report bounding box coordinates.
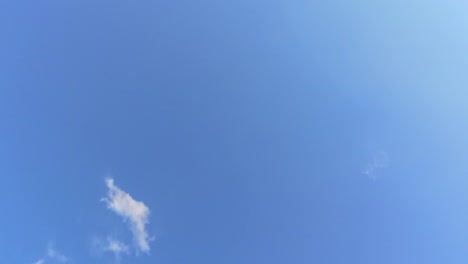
[2,0,468,263]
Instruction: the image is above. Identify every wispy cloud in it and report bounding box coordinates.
[91,236,129,263]
[363,151,390,181]
[102,178,151,253]
[106,238,129,253]
[34,244,68,264]
[47,244,68,263]
[106,237,129,262]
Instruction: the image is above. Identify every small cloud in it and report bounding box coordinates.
[47,245,68,263]
[102,178,151,253]
[363,151,389,181]
[106,238,129,254]
[34,243,68,264]
[106,237,129,262]
[91,236,129,263]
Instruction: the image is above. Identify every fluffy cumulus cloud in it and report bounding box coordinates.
[102,178,151,253]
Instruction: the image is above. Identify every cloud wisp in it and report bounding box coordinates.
[91,236,130,263]
[33,244,68,264]
[102,178,151,253]
[105,237,129,262]
[106,238,129,254]
[363,151,390,181]
[47,245,68,263]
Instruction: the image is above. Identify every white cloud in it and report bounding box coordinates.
[91,236,130,263]
[91,236,130,258]
[106,237,129,261]
[47,244,68,263]
[363,151,390,181]
[102,178,151,253]
[106,237,129,254]
[34,244,68,264]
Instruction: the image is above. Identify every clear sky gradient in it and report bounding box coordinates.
[2,0,468,263]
